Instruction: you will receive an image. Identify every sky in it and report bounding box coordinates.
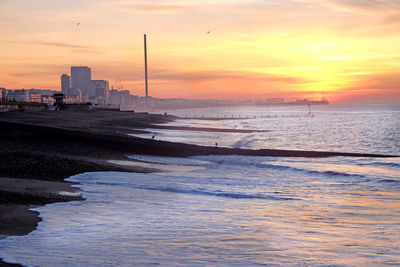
[0,0,400,103]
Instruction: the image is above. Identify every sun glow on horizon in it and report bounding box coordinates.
[0,0,399,103]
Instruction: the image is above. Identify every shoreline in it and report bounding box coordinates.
[0,110,176,266]
[1,120,397,158]
[0,109,398,266]
[152,125,269,133]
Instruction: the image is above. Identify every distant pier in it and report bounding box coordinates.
[177,114,315,120]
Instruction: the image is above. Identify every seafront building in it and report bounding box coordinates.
[0,65,137,109]
[61,74,70,96]
[108,89,138,108]
[71,66,92,98]
[30,93,42,103]
[91,80,110,103]
[61,66,140,107]
[1,66,157,109]
[1,65,139,108]
[3,89,31,102]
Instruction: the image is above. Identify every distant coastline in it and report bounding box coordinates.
[1,86,330,112]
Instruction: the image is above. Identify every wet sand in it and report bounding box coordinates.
[0,178,82,238]
[152,125,269,133]
[0,109,397,266]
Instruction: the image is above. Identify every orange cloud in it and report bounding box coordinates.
[5,41,93,49]
[117,3,193,14]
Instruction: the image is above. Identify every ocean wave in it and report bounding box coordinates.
[260,162,366,178]
[376,179,400,185]
[127,155,210,166]
[231,134,257,149]
[358,161,400,170]
[194,155,367,178]
[133,185,298,200]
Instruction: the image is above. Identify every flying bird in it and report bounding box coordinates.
[76,22,80,26]
[206,31,211,34]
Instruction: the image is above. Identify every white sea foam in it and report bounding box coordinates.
[57,191,81,197]
[127,154,210,166]
[107,159,205,172]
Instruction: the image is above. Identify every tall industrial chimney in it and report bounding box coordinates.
[144,34,148,98]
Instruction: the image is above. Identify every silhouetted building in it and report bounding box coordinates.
[29,89,58,97]
[41,95,55,105]
[30,93,42,103]
[71,66,92,98]
[53,93,65,106]
[108,89,138,107]
[4,90,30,102]
[91,80,109,99]
[61,74,70,96]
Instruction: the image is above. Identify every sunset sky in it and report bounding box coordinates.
[1,0,400,103]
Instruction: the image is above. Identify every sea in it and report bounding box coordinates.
[1,103,400,266]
